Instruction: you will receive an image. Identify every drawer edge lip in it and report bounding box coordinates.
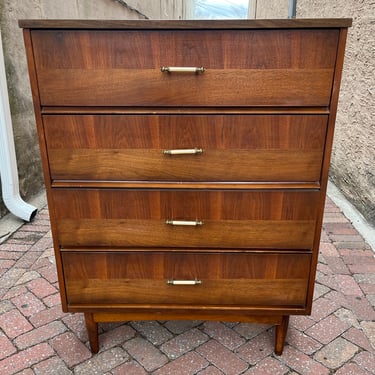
[66,304,308,315]
[50,181,322,190]
[40,106,331,115]
[19,19,352,30]
[59,248,314,254]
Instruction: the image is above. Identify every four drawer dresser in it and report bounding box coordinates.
[20,18,351,354]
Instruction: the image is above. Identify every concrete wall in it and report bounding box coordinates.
[0,1,192,219]
[255,0,375,227]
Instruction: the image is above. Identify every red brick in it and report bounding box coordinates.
[0,250,21,260]
[290,315,315,331]
[164,320,202,334]
[324,224,358,235]
[13,369,34,375]
[29,237,53,252]
[43,293,62,308]
[325,257,350,274]
[27,277,58,299]
[161,328,208,359]
[14,321,67,350]
[317,262,333,275]
[0,260,15,269]
[360,283,375,294]
[319,243,340,257]
[330,234,365,243]
[324,290,353,309]
[343,327,375,353]
[305,315,350,344]
[154,351,208,375]
[286,327,322,355]
[0,343,54,374]
[113,360,148,375]
[353,351,375,373]
[29,305,66,328]
[11,292,46,317]
[316,273,339,290]
[349,263,375,274]
[33,356,72,375]
[233,323,270,339]
[313,337,358,369]
[74,347,128,374]
[123,337,168,372]
[197,339,248,375]
[310,297,340,321]
[197,365,224,375]
[322,214,349,223]
[335,363,372,375]
[51,332,91,367]
[62,313,88,342]
[37,264,58,284]
[335,275,364,296]
[0,309,33,338]
[236,331,274,365]
[0,332,16,360]
[281,346,329,375]
[203,321,245,350]
[346,295,375,321]
[15,251,42,269]
[100,324,136,350]
[2,285,28,300]
[0,244,31,252]
[130,320,173,345]
[243,357,289,375]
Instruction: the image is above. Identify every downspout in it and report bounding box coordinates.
[0,30,37,222]
[288,0,297,18]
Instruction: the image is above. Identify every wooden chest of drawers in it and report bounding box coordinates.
[20,19,351,354]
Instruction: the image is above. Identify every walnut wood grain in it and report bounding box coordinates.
[44,114,327,182]
[52,189,319,249]
[31,29,338,107]
[62,251,311,306]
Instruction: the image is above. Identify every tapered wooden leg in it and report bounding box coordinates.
[84,313,99,353]
[275,315,289,355]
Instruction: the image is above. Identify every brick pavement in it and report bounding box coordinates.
[0,196,374,374]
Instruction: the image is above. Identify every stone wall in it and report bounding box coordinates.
[0,1,192,219]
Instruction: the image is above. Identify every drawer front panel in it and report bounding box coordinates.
[32,29,338,106]
[52,189,319,249]
[62,251,311,307]
[45,114,327,182]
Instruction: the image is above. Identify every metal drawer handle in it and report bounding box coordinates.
[167,279,202,285]
[161,66,205,74]
[163,148,204,156]
[166,220,204,226]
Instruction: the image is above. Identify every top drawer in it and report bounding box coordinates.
[31,29,339,107]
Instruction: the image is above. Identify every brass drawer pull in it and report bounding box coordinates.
[167,279,202,285]
[166,220,204,226]
[161,66,205,74]
[163,148,204,155]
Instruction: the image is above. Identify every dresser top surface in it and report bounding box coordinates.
[19,18,352,30]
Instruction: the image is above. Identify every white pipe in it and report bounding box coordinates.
[0,30,37,222]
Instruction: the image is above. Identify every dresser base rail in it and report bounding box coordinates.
[84,311,290,355]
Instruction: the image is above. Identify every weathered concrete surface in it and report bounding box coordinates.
[0,1,191,220]
[254,0,375,227]
[295,1,375,227]
[250,0,290,19]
